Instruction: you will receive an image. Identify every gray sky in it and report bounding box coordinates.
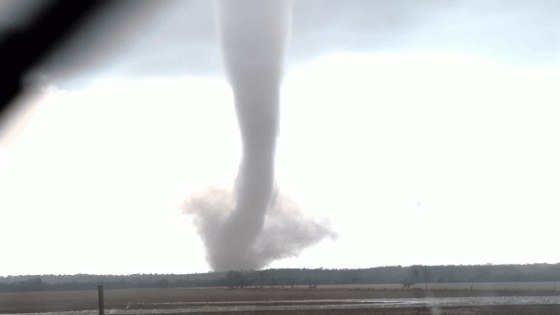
[21,0,560,82]
[1,0,559,276]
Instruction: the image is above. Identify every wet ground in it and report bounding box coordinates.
[4,295,560,315]
[2,286,560,315]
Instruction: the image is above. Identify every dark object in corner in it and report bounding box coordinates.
[0,0,103,119]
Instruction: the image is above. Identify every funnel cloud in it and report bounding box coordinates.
[181,0,336,271]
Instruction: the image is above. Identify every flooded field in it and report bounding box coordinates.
[11,296,560,315]
[2,285,560,315]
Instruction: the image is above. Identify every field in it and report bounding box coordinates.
[2,284,560,315]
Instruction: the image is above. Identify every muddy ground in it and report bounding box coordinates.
[2,285,560,314]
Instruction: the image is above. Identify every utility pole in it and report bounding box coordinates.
[98,285,104,315]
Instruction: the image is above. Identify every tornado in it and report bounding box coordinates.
[182,0,336,271]
[212,0,289,270]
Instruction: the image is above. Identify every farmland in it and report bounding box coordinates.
[2,283,560,315]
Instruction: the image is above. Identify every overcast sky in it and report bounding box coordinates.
[1,0,559,276]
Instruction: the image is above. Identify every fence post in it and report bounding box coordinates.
[98,285,104,315]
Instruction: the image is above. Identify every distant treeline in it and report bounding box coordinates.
[1,263,559,293]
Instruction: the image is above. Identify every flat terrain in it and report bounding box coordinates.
[2,284,560,314]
